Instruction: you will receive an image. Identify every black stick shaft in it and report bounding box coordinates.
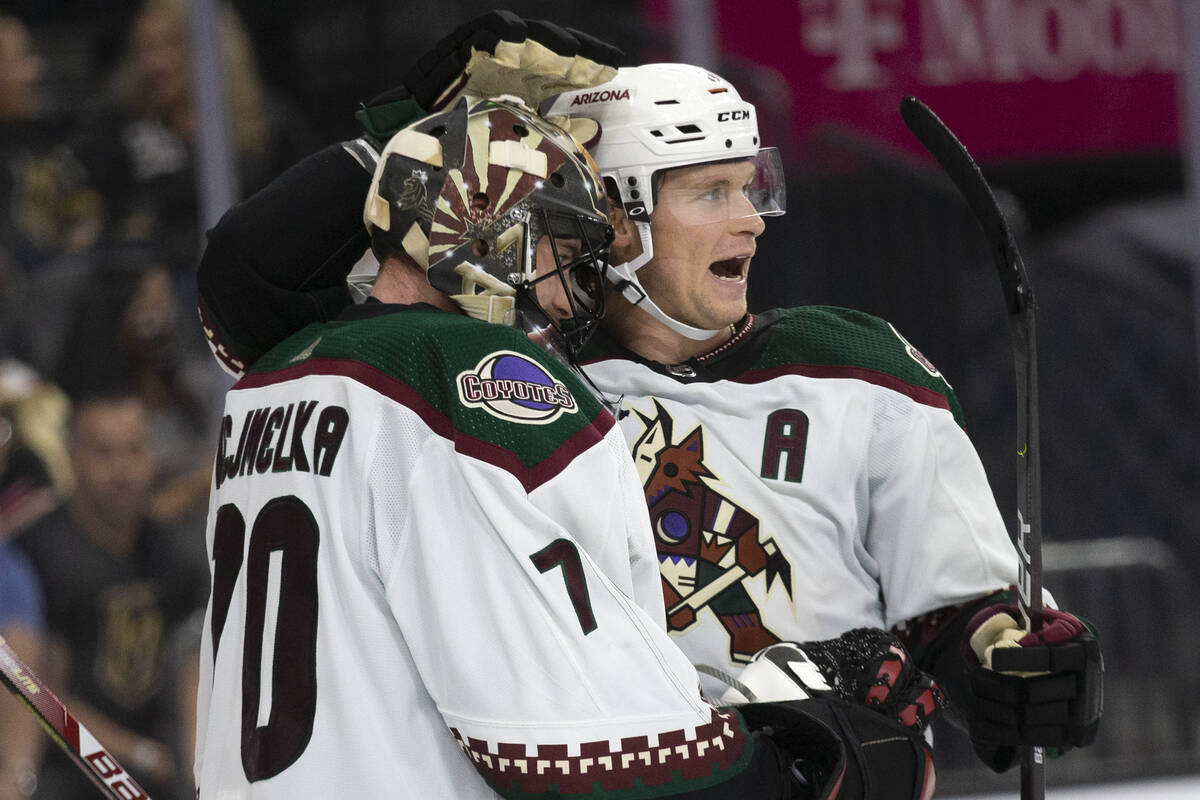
[899,96,1045,800]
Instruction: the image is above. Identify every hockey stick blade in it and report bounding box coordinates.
[898,97,1033,316]
[0,634,152,799]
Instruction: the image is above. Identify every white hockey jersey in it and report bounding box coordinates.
[579,306,1022,695]
[194,305,772,798]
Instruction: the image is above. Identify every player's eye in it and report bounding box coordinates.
[574,267,598,294]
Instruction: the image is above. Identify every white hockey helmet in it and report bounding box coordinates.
[546,64,785,340]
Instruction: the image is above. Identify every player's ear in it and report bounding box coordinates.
[608,205,641,260]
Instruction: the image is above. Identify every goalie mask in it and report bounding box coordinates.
[546,63,786,340]
[364,96,613,361]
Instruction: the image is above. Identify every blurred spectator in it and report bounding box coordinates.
[51,245,227,536]
[69,0,315,278]
[15,390,207,800]
[0,11,102,362]
[0,389,51,800]
[0,12,42,124]
[0,361,66,535]
[0,540,46,800]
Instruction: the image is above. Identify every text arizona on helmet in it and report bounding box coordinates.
[569,89,632,106]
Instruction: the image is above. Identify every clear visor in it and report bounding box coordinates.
[653,147,786,227]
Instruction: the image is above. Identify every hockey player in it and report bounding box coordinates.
[194,93,945,799]
[543,64,1103,772]
[192,10,1100,786]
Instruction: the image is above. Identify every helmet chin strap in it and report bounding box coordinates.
[606,219,724,342]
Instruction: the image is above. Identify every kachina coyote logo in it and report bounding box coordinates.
[457,351,578,424]
[630,399,793,663]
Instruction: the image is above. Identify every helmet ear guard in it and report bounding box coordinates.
[363,96,613,361]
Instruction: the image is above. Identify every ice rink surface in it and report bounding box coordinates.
[946,774,1200,799]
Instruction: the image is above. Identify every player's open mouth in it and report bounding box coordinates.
[710,256,749,283]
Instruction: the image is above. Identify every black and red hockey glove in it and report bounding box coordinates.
[355,10,623,142]
[959,605,1103,771]
[727,629,947,800]
[794,628,947,732]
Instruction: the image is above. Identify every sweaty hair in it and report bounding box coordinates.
[603,176,623,207]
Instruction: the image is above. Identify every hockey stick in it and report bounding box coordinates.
[899,96,1045,800]
[0,634,152,799]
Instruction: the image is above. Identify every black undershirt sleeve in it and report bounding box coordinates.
[196,143,371,370]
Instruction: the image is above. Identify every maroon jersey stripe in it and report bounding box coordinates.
[737,363,953,414]
[233,357,613,492]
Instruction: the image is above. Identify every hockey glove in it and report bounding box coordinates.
[741,698,937,800]
[726,630,946,800]
[724,629,947,733]
[355,10,622,142]
[960,605,1103,771]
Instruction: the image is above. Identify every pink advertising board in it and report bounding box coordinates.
[646,0,1183,163]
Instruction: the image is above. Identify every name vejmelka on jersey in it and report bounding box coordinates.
[215,400,349,488]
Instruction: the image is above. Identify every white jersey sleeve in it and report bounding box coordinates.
[860,378,1019,628]
[369,396,706,744]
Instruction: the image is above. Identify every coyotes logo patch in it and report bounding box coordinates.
[631,400,793,663]
[456,351,578,424]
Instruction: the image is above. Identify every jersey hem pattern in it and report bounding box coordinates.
[199,295,247,378]
[451,708,754,798]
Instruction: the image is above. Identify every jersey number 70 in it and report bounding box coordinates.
[210,495,319,782]
[209,498,601,783]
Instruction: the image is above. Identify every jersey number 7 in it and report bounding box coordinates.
[530,538,598,635]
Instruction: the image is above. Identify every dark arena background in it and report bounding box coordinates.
[1,1,1197,797]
